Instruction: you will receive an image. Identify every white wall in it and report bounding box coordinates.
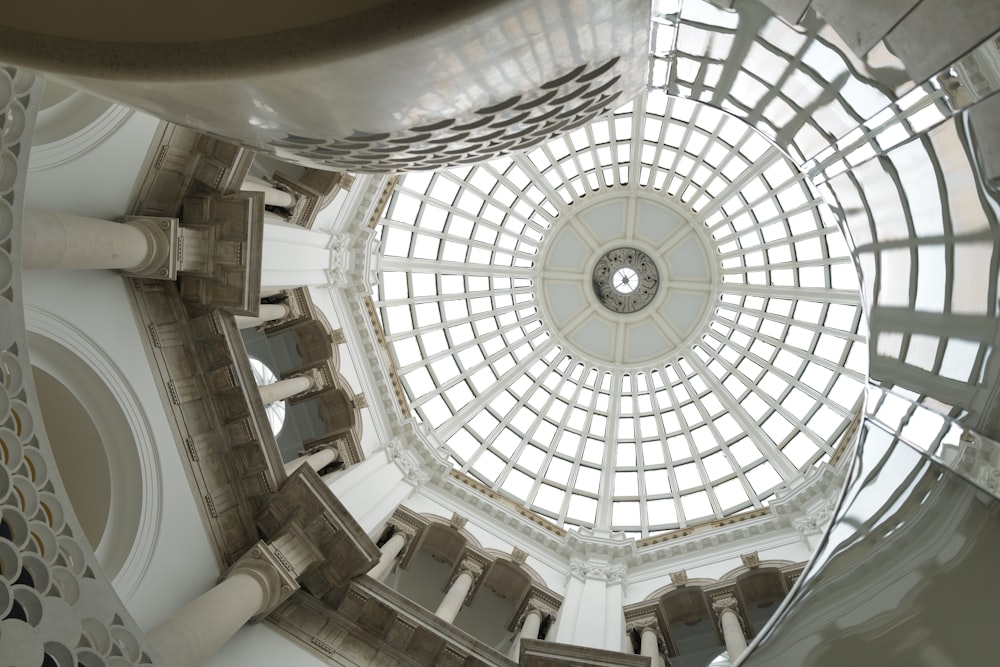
[21,268,222,630]
[26,105,160,219]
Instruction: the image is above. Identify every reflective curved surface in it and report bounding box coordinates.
[1,0,650,172]
[737,422,1000,667]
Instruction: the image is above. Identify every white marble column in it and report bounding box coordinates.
[21,209,169,273]
[713,596,748,661]
[368,531,409,582]
[551,558,626,651]
[234,303,291,329]
[242,177,296,208]
[509,607,543,660]
[327,439,424,535]
[283,447,339,475]
[147,542,297,667]
[640,626,666,667]
[257,373,314,405]
[261,221,333,289]
[435,562,482,624]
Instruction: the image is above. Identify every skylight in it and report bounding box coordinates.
[373,88,868,537]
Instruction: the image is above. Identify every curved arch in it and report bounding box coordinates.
[29,85,134,171]
[24,305,161,603]
[717,559,798,583]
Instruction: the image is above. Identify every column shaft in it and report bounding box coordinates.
[719,608,748,660]
[22,209,154,271]
[234,303,291,329]
[327,449,413,534]
[147,571,265,667]
[640,628,666,667]
[368,532,407,582]
[509,609,542,660]
[284,447,339,475]
[435,571,473,623]
[242,178,295,208]
[258,374,313,405]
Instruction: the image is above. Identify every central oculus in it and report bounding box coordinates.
[593,247,659,313]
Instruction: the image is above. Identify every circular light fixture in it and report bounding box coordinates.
[593,246,659,313]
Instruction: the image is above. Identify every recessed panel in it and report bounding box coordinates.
[637,200,683,245]
[579,200,628,243]
[545,283,588,326]
[661,292,710,338]
[626,323,671,362]
[666,235,710,281]
[548,228,590,271]
[570,318,615,359]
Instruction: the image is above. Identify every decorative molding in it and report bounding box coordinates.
[328,232,355,289]
[741,551,760,569]
[793,499,837,535]
[711,595,739,615]
[230,541,300,622]
[670,569,689,587]
[569,559,628,588]
[710,593,747,634]
[386,436,430,486]
[0,67,159,664]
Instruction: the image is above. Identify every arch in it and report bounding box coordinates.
[24,306,160,603]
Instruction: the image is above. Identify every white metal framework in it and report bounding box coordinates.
[373,88,868,537]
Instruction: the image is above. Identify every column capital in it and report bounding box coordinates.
[711,594,747,635]
[794,499,836,535]
[121,216,180,279]
[626,618,663,639]
[524,598,559,621]
[389,521,418,542]
[386,437,431,487]
[303,367,328,392]
[457,556,486,581]
[229,540,301,622]
[711,594,740,615]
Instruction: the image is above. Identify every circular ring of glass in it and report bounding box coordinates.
[592,246,659,313]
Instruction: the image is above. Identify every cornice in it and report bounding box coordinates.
[324,171,854,576]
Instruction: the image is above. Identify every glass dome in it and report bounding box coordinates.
[373,58,869,538]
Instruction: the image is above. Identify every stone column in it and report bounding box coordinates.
[713,596,748,661]
[283,447,339,475]
[509,607,543,660]
[640,626,666,667]
[147,541,299,667]
[242,177,296,208]
[435,560,483,623]
[21,209,175,277]
[368,528,411,582]
[257,372,316,405]
[261,221,333,289]
[234,303,291,329]
[327,438,429,534]
[551,558,626,651]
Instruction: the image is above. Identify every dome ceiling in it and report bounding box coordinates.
[371,0,873,538]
